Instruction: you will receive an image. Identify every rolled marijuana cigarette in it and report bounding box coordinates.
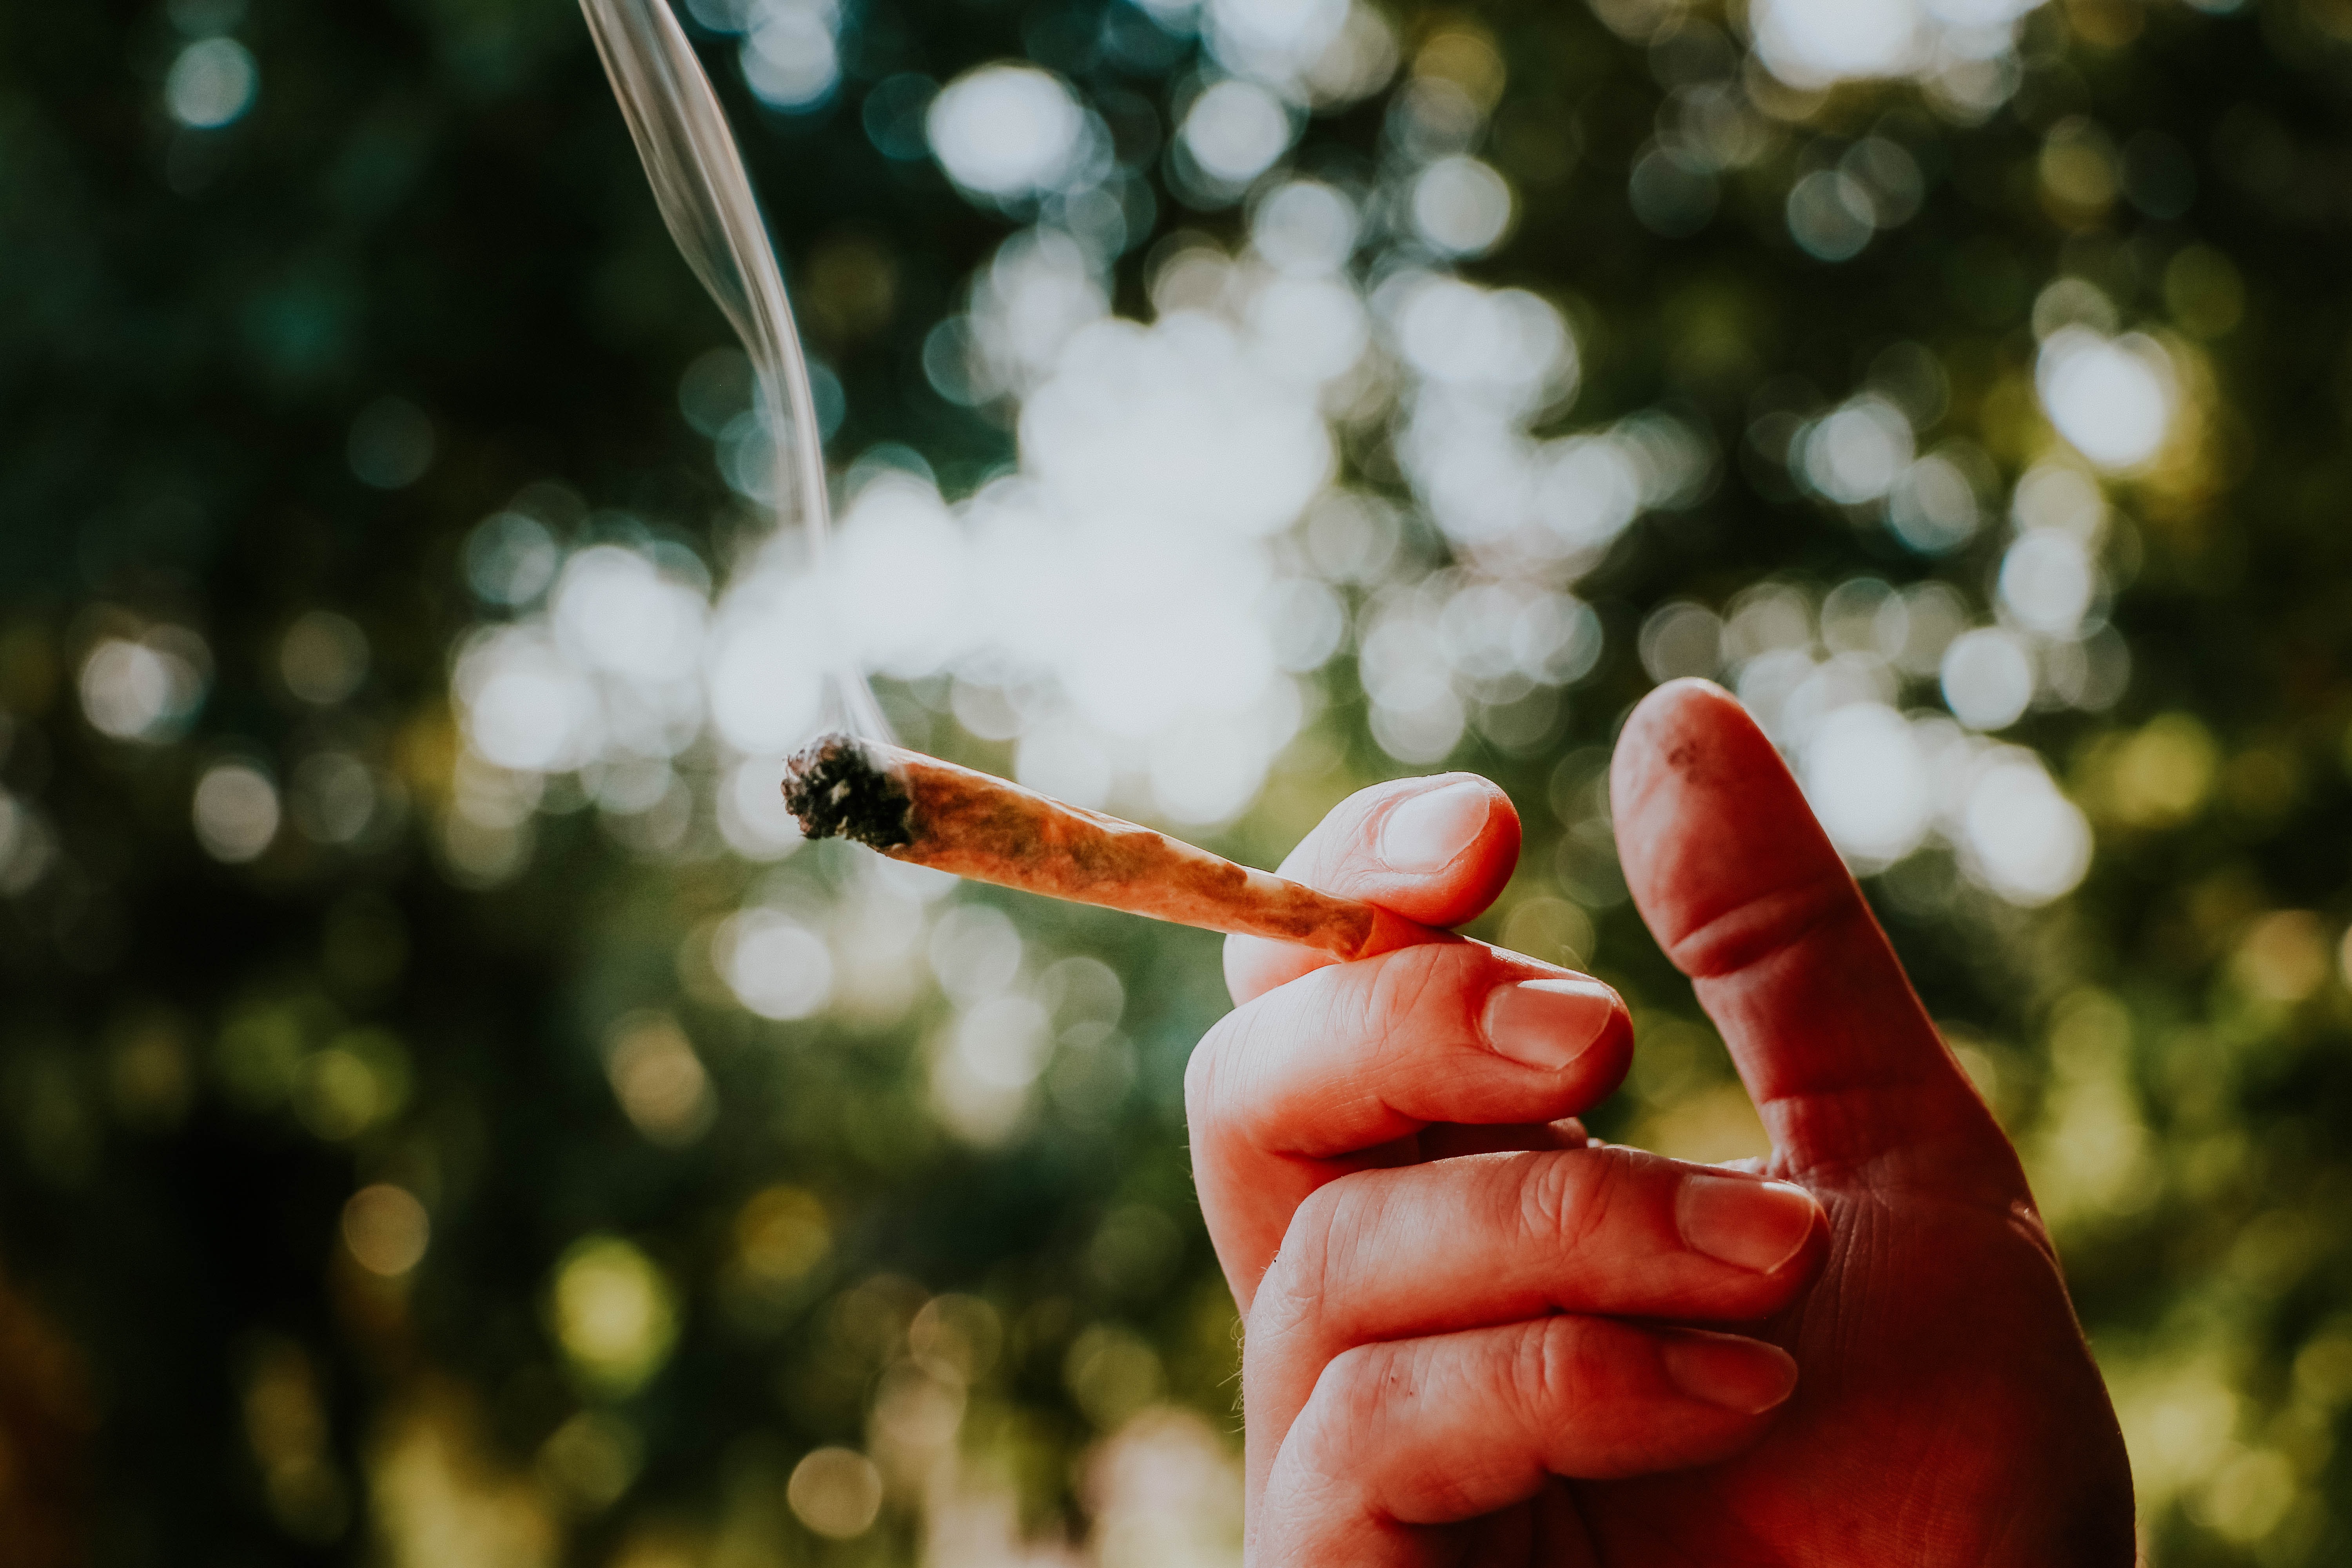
[782,734,1428,961]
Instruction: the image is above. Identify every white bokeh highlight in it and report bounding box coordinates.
[166,38,258,128]
[927,66,1087,200]
[1180,79,1296,188]
[1721,578,2096,904]
[193,762,281,864]
[2036,328,2174,470]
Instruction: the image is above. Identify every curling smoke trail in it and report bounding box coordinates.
[579,0,889,742]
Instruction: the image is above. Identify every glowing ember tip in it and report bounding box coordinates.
[780,732,914,849]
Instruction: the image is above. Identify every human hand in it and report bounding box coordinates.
[1187,679,2135,1564]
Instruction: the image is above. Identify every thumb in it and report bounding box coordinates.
[1610,679,2015,1185]
[1224,773,1521,1005]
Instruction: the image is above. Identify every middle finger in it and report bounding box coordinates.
[1187,938,1634,1301]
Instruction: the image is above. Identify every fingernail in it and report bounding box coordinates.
[1677,1176,1818,1274]
[1480,979,1615,1072]
[1378,781,1490,874]
[1660,1335,1798,1416]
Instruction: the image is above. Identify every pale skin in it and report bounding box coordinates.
[1187,680,2136,1564]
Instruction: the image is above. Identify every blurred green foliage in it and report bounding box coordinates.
[6,0,2352,1564]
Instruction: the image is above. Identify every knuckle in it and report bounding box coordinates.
[1514,1151,1580,1244]
[1514,1316,1594,1433]
[1512,1148,1621,1256]
[1359,944,1484,1068]
[1316,1338,1406,1438]
[1312,969,1391,1069]
[1266,1343,1399,1516]
[1260,1171,1380,1344]
[1353,962,1430,1076]
[1665,870,1856,982]
[1260,1184,1339,1328]
[1299,947,1472,1122]
[1579,1148,1632,1240]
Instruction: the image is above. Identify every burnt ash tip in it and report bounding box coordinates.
[781,733,914,851]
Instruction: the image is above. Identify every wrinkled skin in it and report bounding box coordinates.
[1187,681,2135,1565]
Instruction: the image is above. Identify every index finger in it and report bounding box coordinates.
[1610,680,2018,1188]
[1225,773,1521,1004]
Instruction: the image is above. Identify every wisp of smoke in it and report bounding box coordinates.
[579,0,889,741]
